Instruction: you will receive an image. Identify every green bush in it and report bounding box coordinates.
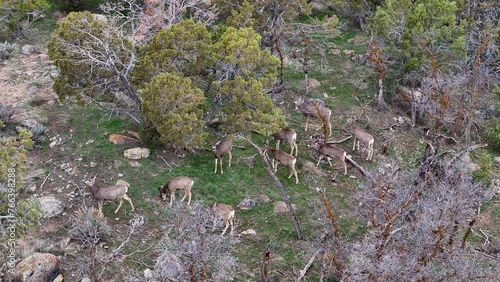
[0,41,16,60]
[0,0,50,40]
[52,0,105,12]
[486,118,500,152]
[472,152,492,186]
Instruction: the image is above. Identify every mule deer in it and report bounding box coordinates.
[311,142,348,175]
[265,145,299,184]
[158,176,194,207]
[85,176,135,215]
[294,97,332,136]
[213,137,233,174]
[349,122,374,160]
[272,128,298,156]
[212,203,235,235]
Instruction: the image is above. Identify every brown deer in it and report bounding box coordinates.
[85,176,135,215]
[349,121,374,160]
[212,203,235,235]
[310,142,348,175]
[294,97,332,136]
[213,137,233,174]
[158,176,194,207]
[265,145,299,184]
[272,128,298,157]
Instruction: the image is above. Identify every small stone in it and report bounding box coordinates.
[241,229,257,235]
[144,268,153,279]
[273,201,296,214]
[27,184,37,192]
[128,160,142,167]
[90,162,97,167]
[81,277,91,282]
[259,194,271,203]
[124,147,150,160]
[86,139,95,144]
[118,173,123,177]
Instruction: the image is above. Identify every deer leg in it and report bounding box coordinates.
[98,200,104,216]
[342,160,347,175]
[221,219,230,235]
[170,191,175,207]
[352,137,356,151]
[276,140,280,150]
[180,188,187,202]
[292,168,299,184]
[316,155,324,166]
[123,194,135,212]
[328,122,332,137]
[229,217,234,235]
[187,190,192,205]
[114,199,123,214]
[292,141,298,157]
[220,158,224,174]
[228,151,232,168]
[357,141,360,152]
[214,158,218,173]
[327,157,334,167]
[305,116,310,131]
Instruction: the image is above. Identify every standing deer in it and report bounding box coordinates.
[294,97,332,136]
[212,203,235,235]
[310,142,348,175]
[349,121,374,160]
[265,145,299,184]
[158,176,194,207]
[213,137,233,174]
[272,128,298,156]
[85,176,135,215]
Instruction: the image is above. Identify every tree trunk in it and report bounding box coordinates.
[238,136,303,240]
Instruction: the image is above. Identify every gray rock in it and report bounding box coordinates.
[38,196,65,218]
[494,157,500,164]
[21,45,40,55]
[273,201,296,214]
[237,197,257,210]
[124,147,150,159]
[8,252,60,282]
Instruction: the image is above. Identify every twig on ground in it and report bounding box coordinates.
[297,250,319,281]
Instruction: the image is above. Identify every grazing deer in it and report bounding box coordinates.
[310,142,348,175]
[158,176,194,207]
[85,176,135,215]
[212,203,235,235]
[272,128,298,157]
[213,137,233,174]
[294,97,332,136]
[265,145,299,184]
[349,121,374,160]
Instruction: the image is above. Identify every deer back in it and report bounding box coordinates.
[269,147,296,165]
[213,137,233,157]
[94,184,128,201]
[166,176,194,192]
[212,203,234,218]
[272,128,297,143]
[350,124,373,144]
[319,144,346,159]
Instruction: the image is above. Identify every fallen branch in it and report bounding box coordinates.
[297,250,319,281]
[345,155,375,183]
[237,135,303,240]
[39,172,51,191]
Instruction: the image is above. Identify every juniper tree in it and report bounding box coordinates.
[141,73,207,151]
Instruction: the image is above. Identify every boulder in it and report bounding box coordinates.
[9,252,61,282]
[124,147,150,159]
[237,197,257,210]
[38,196,65,219]
[21,45,40,55]
[273,201,296,214]
[18,119,48,133]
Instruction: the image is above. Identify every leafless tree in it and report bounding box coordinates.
[342,144,497,281]
[154,202,237,281]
